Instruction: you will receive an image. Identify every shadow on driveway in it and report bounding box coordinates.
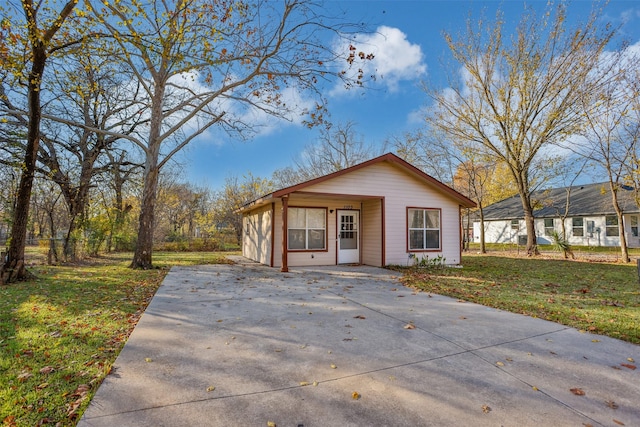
[79,259,640,426]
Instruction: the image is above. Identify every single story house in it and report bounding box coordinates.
[473,182,640,248]
[239,153,476,271]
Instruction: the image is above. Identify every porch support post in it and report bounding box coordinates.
[281,195,289,272]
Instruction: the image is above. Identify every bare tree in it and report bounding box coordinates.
[571,58,640,263]
[295,121,382,180]
[76,0,373,269]
[425,2,616,256]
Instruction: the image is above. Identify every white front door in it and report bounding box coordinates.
[337,210,359,264]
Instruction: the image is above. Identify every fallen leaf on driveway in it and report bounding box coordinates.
[145,358,152,362]
[606,400,619,409]
[495,361,504,367]
[330,364,337,369]
[570,388,585,396]
[403,323,415,330]
[206,386,215,392]
[628,357,635,363]
[352,391,361,400]
[481,404,491,413]
[267,422,276,427]
[299,381,310,386]
[621,363,636,370]
[613,419,625,426]
[353,315,366,319]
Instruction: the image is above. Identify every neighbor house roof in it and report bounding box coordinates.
[239,152,476,212]
[481,182,640,220]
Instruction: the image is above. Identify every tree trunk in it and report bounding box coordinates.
[131,162,159,269]
[0,45,47,284]
[609,184,630,263]
[479,207,486,254]
[519,193,539,256]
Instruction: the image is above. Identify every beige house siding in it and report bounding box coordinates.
[271,197,364,268]
[241,154,473,269]
[242,203,273,265]
[293,162,462,266]
[362,198,382,266]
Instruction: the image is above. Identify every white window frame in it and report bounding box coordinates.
[543,218,554,236]
[605,215,619,237]
[407,208,441,251]
[287,207,327,251]
[572,217,584,237]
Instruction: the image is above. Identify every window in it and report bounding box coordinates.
[510,219,519,230]
[287,207,326,250]
[544,218,554,236]
[631,216,639,237]
[606,215,619,237]
[408,208,441,250]
[572,218,584,237]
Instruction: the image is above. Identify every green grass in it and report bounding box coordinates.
[396,254,640,344]
[0,250,235,427]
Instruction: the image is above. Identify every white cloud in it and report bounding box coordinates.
[332,25,427,95]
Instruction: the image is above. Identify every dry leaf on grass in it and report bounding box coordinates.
[39,366,54,375]
[17,371,33,382]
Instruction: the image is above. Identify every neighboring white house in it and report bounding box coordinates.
[473,182,640,248]
[239,153,476,271]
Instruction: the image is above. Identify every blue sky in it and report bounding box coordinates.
[179,0,640,191]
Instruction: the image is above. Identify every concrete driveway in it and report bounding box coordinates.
[79,258,639,427]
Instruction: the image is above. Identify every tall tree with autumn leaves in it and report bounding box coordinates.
[0,0,82,283]
[426,2,617,256]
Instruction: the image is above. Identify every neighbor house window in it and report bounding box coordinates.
[606,215,619,237]
[572,218,584,237]
[631,215,639,237]
[408,208,441,250]
[287,207,326,250]
[510,219,519,230]
[544,218,554,236]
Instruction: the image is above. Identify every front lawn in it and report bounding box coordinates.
[0,251,233,427]
[398,254,640,344]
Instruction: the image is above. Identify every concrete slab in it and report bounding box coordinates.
[79,260,640,427]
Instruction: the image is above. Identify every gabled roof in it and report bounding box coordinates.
[481,182,640,220]
[240,152,476,211]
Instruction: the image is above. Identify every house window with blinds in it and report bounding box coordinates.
[287,207,327,250]
[407,208,441,251]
